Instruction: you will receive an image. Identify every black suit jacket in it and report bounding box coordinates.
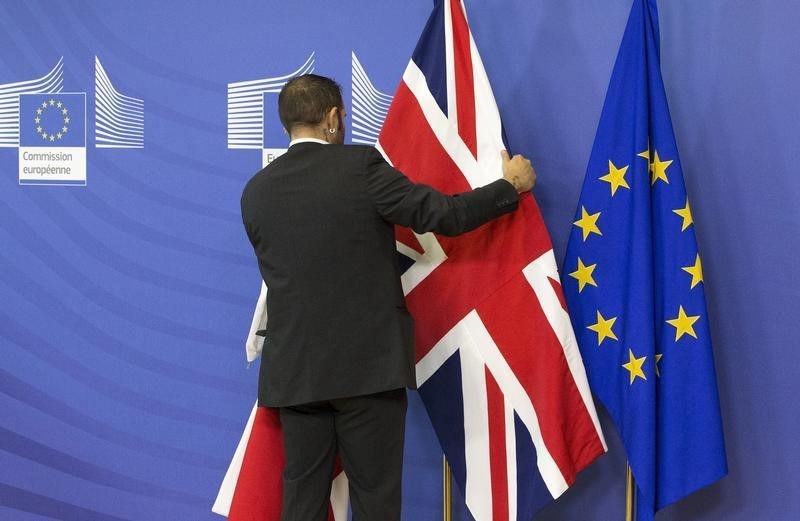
[241,142,518,407]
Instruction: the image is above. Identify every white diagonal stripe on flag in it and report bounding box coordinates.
[398,231,448,296]
[415,317,467,387]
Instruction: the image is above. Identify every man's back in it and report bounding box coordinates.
[241,142,415,407]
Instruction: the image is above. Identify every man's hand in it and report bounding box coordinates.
[501,150,536,193]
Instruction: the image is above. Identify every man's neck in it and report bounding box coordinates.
[290,126,329,143]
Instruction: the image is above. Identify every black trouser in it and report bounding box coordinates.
[278,388,408,521]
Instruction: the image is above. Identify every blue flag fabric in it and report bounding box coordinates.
[562,0,727,519]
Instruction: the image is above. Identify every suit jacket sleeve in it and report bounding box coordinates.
[361,147,519,236]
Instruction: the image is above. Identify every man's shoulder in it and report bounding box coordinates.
[340,145,387,168]
[242,164,270,192]
[242,148,296,188]
[241,162,277,209]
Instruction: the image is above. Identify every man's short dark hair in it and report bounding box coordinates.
[278,74,343,134]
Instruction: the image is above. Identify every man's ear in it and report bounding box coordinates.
[325,107,339,131]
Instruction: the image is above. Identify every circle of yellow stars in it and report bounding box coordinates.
[570,142,707,385]
[34,98,70,142]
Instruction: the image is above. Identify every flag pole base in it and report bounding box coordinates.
[625,463,636,521]
[443,456,452,521]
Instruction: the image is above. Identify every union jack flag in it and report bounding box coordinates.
[378,1,606,519]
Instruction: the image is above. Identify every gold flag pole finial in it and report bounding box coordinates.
[625,463,636,521]
[443,456,452,521]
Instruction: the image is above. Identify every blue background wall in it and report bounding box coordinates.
[0,1,797,520]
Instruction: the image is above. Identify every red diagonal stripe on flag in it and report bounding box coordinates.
[450,0,477,158]
[486,368,510,521]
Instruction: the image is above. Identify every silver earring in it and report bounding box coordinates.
[328,128,336,134]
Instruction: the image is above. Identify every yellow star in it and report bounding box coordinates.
[569,258,598,292]
[56,101,62,108]
[36,108,42,115]
[666,305,700,341]
[599,160,630,196]
[622,349,647,384]
[36,126,42,133]
[673,198,693,231]
[41,101,48,108]
[49,135,55,141]
[62,126,68,133]
[655,353,664,377]
[34,117,40,124]
[56,132,62,139]
[587,310,618,345]
[64,116,70,123]
[41,133,48,140]
[48,99,55,106]
[682,254,704,289]
[62,108,68,115]
[573,206,602,241]
[650,150,672,185]
[637,143,650,160]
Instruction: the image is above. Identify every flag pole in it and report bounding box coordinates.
[625,463,636,521]
[443,456,452,521]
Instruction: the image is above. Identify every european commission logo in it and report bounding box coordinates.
[1,56,144,186]
[226,52,393,168]
[19,93,86,185]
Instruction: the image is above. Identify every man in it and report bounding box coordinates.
[240,73,535,521]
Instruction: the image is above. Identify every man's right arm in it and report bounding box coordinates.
[363,148,535,236]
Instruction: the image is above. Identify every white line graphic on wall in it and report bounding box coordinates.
[227,53,315,150]
[0,58,64,148]
[94,57,144,149]
[350,52,393,145]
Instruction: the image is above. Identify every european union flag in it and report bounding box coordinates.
[562,1,727,519]
[19,93,85,148]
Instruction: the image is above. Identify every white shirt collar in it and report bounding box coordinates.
[289,137,328,147]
